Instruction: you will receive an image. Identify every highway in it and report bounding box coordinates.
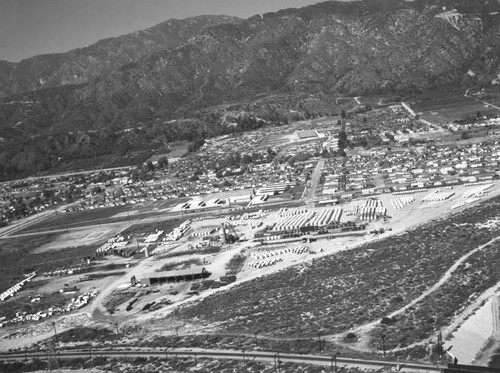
[0,347,444,372]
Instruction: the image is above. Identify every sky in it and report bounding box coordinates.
[0,0,355,63]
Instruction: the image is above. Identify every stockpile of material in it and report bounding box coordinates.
[190,226,218,238]
[145,230,164,243]
[278,207,308,218]
[391,196,415,209]
[164,220,191,241]
[421,189,455,202]
[463,184,492,198]
[273,211,315,231]
[250,246,309,260]
[355,200,386,220]
[306,208,342,227]
[248,257,283,269]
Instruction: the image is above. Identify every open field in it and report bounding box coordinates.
[257,133,293,149]
[414,93,500,123]
[34,228,116,253]
[20,198,188,233]
[0,234,61,292]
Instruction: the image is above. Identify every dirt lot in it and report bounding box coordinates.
[34,227,121,253]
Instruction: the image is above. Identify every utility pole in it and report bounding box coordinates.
[254,332,258,346]
[437,332,443,357]
[382,333,386,357]
[51,322,59,350]
[274,352,282,373]
[114,322,119,338]
[331,353,338,373]
[318,331,322,352]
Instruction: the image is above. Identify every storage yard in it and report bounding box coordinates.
[2,180,500,354]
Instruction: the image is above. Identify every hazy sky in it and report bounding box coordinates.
[0,0,348,62]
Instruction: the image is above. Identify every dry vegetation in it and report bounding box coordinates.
[172,196,500,340]
[0,355,379,373]
[370,241,500,350]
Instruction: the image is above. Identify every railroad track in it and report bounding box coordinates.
[0,347,444,372]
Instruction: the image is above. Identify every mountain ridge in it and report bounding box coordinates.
[1,0,500,179]
[0,15,242,98]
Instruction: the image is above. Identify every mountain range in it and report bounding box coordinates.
[1,0,500,178]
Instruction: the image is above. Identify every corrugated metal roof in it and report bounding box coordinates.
[145,267,208,278]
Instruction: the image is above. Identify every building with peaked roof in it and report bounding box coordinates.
[294,130,319,140]
[141,267,211,285]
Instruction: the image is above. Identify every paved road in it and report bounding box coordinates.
[0,347,443,372]
[305,158,325,201]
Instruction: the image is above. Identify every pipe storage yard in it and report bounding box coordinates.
[463,183,493,198]
[190,226,219,238]
[273,208,343,231]
[273,211,315,231]
[391,196,415,209]
[250,246,309,259]
[350,200,386,220]
[421,189,455,202]
[306,208,342,226]
[278,207,309,217]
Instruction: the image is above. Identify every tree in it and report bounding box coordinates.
[157,156,169,169]
[461,131,470,140]
[338,130,349,150]
[241,154,252,164]
[144,160,155,172]
[42,189,55,199]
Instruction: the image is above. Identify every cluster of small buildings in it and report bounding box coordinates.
[320,141,500,197]
[349,105,437,143]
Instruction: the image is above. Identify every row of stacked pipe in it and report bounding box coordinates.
[421,189,455,202]
[250,246,309,260]
[190,226,218,238]
[278,207,309,218]
[391,196,415,209]
[452,183,493,209]
[354,200,387,220]
[273,208,342,231]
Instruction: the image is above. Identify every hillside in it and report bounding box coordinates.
[0,15,242,98]
[1,0,500,179]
